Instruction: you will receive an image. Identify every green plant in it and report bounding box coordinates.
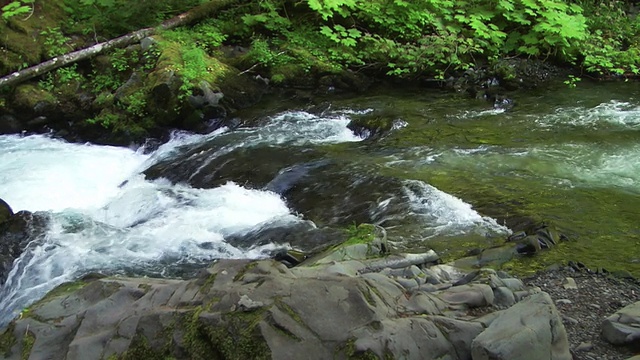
[118,89,147,117]
[86,111,119,128]
[178,46,209,97]
[564,74,581,88]
[110,48,132,72]
[63,0,202,37]
[320,25,362,47]
[56,64,83,83]
[40,27,72,58]
[38,64,83,90]
[90,73,123,93]
[1,0,34,20]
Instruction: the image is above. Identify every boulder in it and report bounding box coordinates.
[0,198,12,225]
[602,301,640,346]
[0,115,22,135]
[0,237,572,360]
[0,211,49,286]
[471,292,572,360]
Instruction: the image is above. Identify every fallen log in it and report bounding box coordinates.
[0,0,238,89]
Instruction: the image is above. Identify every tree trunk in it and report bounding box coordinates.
[0,0,238,89]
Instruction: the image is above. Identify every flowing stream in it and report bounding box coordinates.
[1,81,639,325]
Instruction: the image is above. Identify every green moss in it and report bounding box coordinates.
[119,332,168,360]
[199,273,217,295]
[359,285,377,307]
[343,224,377,246]
[182,307,214,359]
[274,298,304,325]
[21,331,35,360]
[364,281,387,307]
[0,0,69,73]
[233,262,258,282]
[340,338,380,360]
[181,305,271,360]
[137,283,152,293]
[12,84,56,109]
[207,311,271,360]
[29,280,88,309]
[0,323,17,358]
[155,39,230,97]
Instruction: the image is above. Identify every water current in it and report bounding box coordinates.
[1,81,639,325]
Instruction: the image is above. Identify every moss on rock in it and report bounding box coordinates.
[0,323,17,358]
[12,84,57,111]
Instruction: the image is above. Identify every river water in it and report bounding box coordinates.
[0,81,639,325]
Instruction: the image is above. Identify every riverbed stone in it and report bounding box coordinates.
[493,286,516,307]
[602,300,640,346]
[438,284,495,308]
[471,292,571,360]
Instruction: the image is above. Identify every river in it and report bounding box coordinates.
[0,81,638,325]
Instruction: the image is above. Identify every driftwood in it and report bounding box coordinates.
[0,0,238,89]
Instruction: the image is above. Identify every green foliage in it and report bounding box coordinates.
[344,223,376,245]
[1,0,33,20]
[563,74,581,88]
[161,20,227,54]
[179,46,209,97]
[110,48,131,72]
[38,64,84,91]
[63,0,202,37]
[40,27,71,58]
[86,111,119,128]
[118,89,147,117]
[212,0,637,78]
[320,25,361,47]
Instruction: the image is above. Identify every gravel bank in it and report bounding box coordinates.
[525,266,640,360]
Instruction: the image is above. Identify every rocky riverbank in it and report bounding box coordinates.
[0,221,638,360]
[526,266,640,360]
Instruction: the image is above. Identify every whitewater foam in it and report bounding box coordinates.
[538,100,640,129]
[402,180,510,238]
[0,110,362,324]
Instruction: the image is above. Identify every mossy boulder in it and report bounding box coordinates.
[11,84,57,115]
[0,1,71,74]
[347,112,397,140]
[307,224,389,265]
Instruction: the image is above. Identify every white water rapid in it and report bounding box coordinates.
[0,111,362,325]
[0,109,507,326]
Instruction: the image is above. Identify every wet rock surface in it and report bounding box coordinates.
[0,209,49,286]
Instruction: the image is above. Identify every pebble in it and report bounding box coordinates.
[556,299,572,305]
[574,342,593,352]
[561,314,579,325]
[562,277,578,290]
[588,303,600,310]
